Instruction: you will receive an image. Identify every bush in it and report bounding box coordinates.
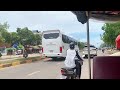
[6,48,16,55]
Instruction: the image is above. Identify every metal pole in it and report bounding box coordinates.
[86,11,91,79]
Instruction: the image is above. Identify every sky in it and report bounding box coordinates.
[0,11,105,47]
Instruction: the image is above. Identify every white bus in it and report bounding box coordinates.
[42,30,79,59]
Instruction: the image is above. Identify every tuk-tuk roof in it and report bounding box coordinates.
[72,11,120,23]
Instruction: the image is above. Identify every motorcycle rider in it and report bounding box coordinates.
[23,49,28,58]
[64,42,83,79]
[102,48,105,53]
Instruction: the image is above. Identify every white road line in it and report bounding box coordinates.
[27,71,41,76]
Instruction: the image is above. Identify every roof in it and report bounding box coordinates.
[42,30,60,34]
[90,11,120,22]
[72,11,120,23]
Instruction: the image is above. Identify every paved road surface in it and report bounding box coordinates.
[0,50,109,79]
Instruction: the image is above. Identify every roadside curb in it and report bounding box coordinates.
[0,57,46,69]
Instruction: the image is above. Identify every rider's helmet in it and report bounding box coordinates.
[69,42,75,50]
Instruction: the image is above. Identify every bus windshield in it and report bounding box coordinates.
[43,33,59,39]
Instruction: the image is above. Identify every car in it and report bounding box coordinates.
[82,45,97,58]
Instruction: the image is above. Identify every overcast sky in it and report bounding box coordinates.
[0,11,105,47]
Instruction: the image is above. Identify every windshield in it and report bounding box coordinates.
[43,33,59,39]
[84,46,96,50]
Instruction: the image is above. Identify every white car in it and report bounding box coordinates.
[82,45,97,58]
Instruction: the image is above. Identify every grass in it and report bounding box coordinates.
[0,56,43,64]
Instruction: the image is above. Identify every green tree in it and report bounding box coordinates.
[0,22,11,46]
[78,42,85,50]
[101,22,120,47]
[0,22,42,47]
[17,43,24,50]
[16,27,33,45]
[0,32,4,43]
[34,34,42,45]
[0,22,9,32]
[16,27,42,46]
[2,31,11,44]
[10,32,20,45]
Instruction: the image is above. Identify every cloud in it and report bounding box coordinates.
[69,31,104,47]
[0,11,105,47]
[0,11,104,32]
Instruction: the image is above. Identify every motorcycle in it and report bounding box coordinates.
[102,49,105,53]
[61,67,76,79]
[60,59,83,79]
[23,50,28,58]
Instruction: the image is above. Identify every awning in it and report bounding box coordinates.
[32,46,40,49]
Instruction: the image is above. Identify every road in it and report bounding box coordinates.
[0,50,109,79]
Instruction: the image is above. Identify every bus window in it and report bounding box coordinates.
[62,34,78,45]
[43,33,59,39]
[62,34,68,43]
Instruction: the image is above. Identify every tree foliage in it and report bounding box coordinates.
[101,22,120,47]
[0,22,42,47]
[16,27,41,46]
[78,42,85,49]
[0,22,10,46]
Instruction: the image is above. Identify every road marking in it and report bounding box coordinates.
[27,71,41,76]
